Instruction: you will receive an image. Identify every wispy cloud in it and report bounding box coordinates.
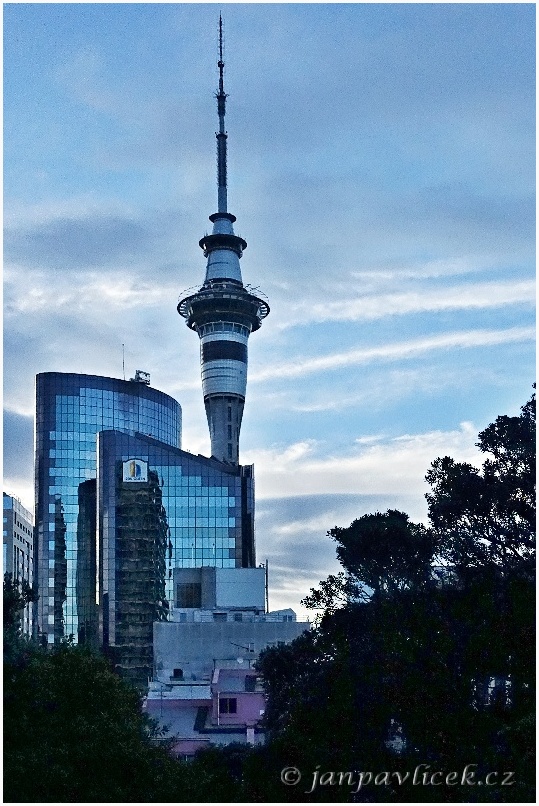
[244,422,481,505]
[4,213,154,271]
[4,272,176,314]
[286,279,535,327]
[3,197,138,228]
[251,326,535,382]
[272,513,348,537]
[349,257,490,282]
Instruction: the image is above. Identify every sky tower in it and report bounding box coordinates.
[178,18,269,464]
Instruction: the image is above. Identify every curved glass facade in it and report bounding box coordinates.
[35,372,182,644]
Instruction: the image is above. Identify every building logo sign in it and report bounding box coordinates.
[122,459,148,483]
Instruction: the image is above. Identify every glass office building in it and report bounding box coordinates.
[35,372,255,655]
[34,372,182,644]
[98,431,255,605]
[97,431,255,685]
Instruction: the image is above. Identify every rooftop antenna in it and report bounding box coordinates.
[122,343,125,380]
[216,13,228,213]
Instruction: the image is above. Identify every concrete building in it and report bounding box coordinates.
[172,566,266,615]
[3,492,34,635]
[146,567,309,754]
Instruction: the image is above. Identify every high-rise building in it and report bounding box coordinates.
[3,492,34,635]
[97,430,255,687]
[34,371,256,659]
[34,371,182,644]
[178,17,269,465]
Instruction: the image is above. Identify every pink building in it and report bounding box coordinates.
[212,667,265,729]
[144,666,265,757]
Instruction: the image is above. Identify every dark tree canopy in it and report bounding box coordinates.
[426,391,535,577]
[257,391,535,802]
[301,570,367,615]
[3,573,38,664]
[328,509,436,597]
[3,578,246,802]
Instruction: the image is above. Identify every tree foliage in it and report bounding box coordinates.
[3,579,246,802]
[301,570,366,617]
[254,391,535,802]
[5,640,177,801]
[329,509,437,596]
[426,391,535,577]
[3,573,38,657]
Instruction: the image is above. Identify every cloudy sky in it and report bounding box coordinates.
[4,3,535,617]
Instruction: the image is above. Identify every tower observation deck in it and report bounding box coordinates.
[178,17,269,464]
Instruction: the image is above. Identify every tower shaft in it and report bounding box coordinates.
[178,18,269,464]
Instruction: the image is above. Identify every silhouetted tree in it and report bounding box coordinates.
[3,573,38,663]
[332,509,436,597]
[426,391,535,578]
[254,392,535,802]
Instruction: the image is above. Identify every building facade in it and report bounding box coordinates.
[3,492,34,635]
[34,372,182,644]
[98,460,170,688]
[97,430,256,684]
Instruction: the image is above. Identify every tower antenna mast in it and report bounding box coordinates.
[216,13,228,213]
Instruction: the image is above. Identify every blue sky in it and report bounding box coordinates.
[4,3,535,616]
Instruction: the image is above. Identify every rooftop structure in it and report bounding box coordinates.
[178,16,269,465]
[145,666,266,758]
